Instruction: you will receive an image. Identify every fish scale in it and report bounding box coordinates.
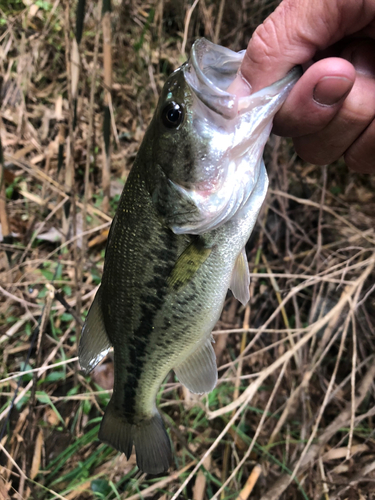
[79,38,301,474]
[102,167,183,414]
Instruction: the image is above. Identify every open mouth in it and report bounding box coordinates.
[184,38,243,119]
[184,38,302,119]
[171,39,302,235]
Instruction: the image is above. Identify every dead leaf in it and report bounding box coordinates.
[192,455,211,500]
[71,39,80,99]
[30,430,44,480]
[0,476,9,500]
[28,4,39,17]
[323,444,369,461]
[228,427,248,452]
[44,408,60,426]
[36,226,62,243]
[88,229,109,248]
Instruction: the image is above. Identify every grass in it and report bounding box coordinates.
[1,0,375,499]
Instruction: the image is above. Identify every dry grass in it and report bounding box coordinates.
[1,1,375,499]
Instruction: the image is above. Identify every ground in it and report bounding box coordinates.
[0,1,375,499]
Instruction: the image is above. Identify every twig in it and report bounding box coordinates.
[208,254,374,419]
[19,195,69,263]
[102,0,111,211]
[289,273,370,484]
[347,298,358,459]
[259,363,375,500]
[214,361,288,499]
[270,189,375,245]
[3,154,112,221]
[261,253,301,368]
[0,357,79,385]
[213,0,225,44]
[125,461,195,500]
[181,0,200,55]
[216,256,374,384]
[289,312,351,484]
[328,460,375,500]
[235,464,262,500]
[318,458,330,500]
[0,135,11,265]
[221,304,250,496]
[314,165,327,269]
[0,443,66,500]
[29,284,55,408]
[0,286,41,309]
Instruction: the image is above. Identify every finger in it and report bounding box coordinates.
[344,118,375,173]
[272,58,355,136]
[340,39,375,78]
[241,0,375,91]
[292,73,375,165]
[342,40,375,173]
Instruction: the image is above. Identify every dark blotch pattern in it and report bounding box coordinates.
[118,231,178,422]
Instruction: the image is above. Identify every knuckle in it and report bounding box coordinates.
[344,97,375,126]
[248,18,283,67]
[345,152,375,173]
[293,137,335,165]
[343,80,375,125]
[344,120,375,173]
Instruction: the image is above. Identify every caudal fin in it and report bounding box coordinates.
[99,399,172,475]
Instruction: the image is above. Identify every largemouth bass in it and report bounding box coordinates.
[79,38,300,474]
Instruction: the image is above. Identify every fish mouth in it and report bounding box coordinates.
[183,38,244,119]
[172,39,302,235]
[184,38,302,120]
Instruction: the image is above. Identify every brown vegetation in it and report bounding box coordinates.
[0,1,375,499]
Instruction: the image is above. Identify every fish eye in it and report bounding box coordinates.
[162,102,184,128]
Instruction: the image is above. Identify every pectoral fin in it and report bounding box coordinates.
[167,239,212,291]
[79,287,112,374]
[229,247,250,306]
[174,337,217,394]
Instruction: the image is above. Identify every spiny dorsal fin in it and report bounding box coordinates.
[174,336,217,394]
[229,247,250,306]
[167,238,212,291]
[79,286,112,374]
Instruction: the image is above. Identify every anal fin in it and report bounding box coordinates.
[174,337,217,394]
[229,247,250,306]
[79,286,112,374]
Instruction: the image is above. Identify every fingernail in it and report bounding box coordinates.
[313,76,353,106]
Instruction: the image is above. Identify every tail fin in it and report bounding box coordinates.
[99,398,172,475]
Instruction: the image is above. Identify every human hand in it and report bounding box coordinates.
[230,0,375,173]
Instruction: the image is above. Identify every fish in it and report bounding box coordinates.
[79,38,301,475]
